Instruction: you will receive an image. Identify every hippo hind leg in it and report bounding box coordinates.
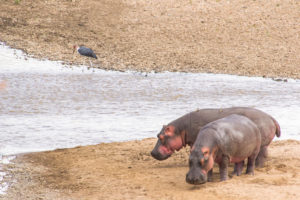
[232,161,244,176]
[255,146,268,168]
[246,155,257,175]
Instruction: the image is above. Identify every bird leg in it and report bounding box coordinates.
[88,59,93,69]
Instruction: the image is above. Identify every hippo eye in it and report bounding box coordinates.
[158,134,166,144]
[159,134,164,140]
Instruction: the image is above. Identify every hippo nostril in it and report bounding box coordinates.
[186,174,194,184]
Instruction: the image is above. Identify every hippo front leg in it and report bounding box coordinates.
[207,169,213,182]
[219,155,230,181]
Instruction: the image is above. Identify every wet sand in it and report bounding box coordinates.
[2,139,300,200]
[0,0,300,78]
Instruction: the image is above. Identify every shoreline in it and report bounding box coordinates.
[0,41,295,84]
[1,138,300,200]
[0,32,297,80]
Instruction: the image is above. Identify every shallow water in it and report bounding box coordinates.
[1,43,300,157]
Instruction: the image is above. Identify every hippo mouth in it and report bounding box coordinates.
[155,143,184,160]
[151,136,185,161]
[151,142,174,160]
[159,145,174,155]
[186,178,207,185]
[186,171,208,185]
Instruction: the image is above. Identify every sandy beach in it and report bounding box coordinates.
[1,0,300,199]
[0,0,300,78]
[2,139,300,200]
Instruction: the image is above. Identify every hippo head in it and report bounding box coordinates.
[186,146,214,185]
[151,125,185,160]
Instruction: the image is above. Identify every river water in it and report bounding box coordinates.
[0,42,300,193]
[1,43,300,155]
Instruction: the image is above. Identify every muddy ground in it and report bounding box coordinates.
[2,139,300,200]
[0,0,299,78]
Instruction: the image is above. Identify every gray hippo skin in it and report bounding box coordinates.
[151,107,280,167]
[186,114,261,184]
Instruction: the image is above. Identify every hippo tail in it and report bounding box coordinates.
[271,117,281,138]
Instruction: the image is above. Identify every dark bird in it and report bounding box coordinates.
[73,45,98,59]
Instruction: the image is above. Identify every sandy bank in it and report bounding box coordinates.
[2,139,300,200]
[0,0,300,78]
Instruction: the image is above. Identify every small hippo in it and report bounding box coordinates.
[186,114,261,184]
[151,107,280,167]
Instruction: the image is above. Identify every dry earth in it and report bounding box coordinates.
[0,0,299,77]
[2,139,300,200]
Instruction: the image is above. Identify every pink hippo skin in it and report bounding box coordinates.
[151,107,280,168]
[186,114,261,184]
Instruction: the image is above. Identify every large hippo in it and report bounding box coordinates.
[186,114,261,184]
[151,107,280,167]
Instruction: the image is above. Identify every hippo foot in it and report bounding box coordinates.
[255,155,265,168]
[220,176,228,182]
[220,172,228,181]
[246,163,255,175]
[232,162,244,176]
[255,158,265,168]
[207,170,213,182]
[246,169,254,175]
[231,171,242,176]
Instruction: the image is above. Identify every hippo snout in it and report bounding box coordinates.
[186,171,207,185]
[150,148,170,160]
[151,140,172,160]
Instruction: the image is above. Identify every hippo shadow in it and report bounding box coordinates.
[152,163,188,169]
